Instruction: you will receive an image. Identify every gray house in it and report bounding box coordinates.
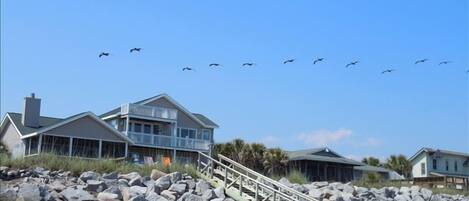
[0,93,218,164]
[287,147,402,182]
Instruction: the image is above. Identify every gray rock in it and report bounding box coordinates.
[213,187,225,199]
[278,177,292,187]
[150,169,167,181]
[129,176,143,186]
[61,186,95,201]
[400,186,411,194]
[145,191,164,201]
[85,180,107,193]
[201,189,216,200]
[180,180,196,190]
[118,179,130,187]
[184,194,204,201]
[168,183,187,195]
[314,181,329,188]
[48,180,66,192]
[0,188,17,201]
[155,175,172,191]
[194,180,210,195]
[395,194,412,201]
[161,190,177,201]
[129,186,148,197]
[309,188,322,199]
[412,194,425,201]
[129,195,148,201]
[420,188,433,200]
[97,192,120,201]
[79,171,99,183]
[17,183,41,201]
[169,172,182,184]
[103,186,122,199]
[102,172,118,180]
[120,172,141,181]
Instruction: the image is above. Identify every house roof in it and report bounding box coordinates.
[99,93,218,128]
[409,147,469,162]
[5,112,64,135]
[1,112,133,143]
[287,147,363,166]
[354,165,391,173]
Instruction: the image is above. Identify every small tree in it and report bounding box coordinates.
[385,154,411,178]
[362,157,381,167]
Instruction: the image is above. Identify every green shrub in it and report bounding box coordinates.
[287,170,308,185]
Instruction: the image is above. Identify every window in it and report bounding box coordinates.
[72,138,99,158]
[454,161,458,172]
[41,135,70,155]
[134,123,142,133]
[433,159,437,170]
[446,160,449,171]
[152,125,160,134]
[177,128,197,139]
[144,124,151,134]
[108,119,117,129]
[101,141,126,158]
[202,129,211,141]
[421,162,426,175]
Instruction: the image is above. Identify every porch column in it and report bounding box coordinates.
[124,142,128,158]
[173,149,177,163]
[28,138,32,155]
[37,134,43,154]
[69,137,73,157]
[98,140,102,159]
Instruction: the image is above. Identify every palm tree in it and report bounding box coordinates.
[362,157,381,167]
[250,143,266,171]
[231,138,246,162]
[240,144,255,168]
[385,154,411,178]
[263,148,289,176]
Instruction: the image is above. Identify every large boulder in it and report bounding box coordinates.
[420,188,433,200]
[120,172,141,181]
[145,191,165,201]
[0,188,17,201]
[129,186,148,197]
[61,186,95,201]
[213,186,225,199]
[184,194,204,201]
[150,169,167,180]
[201,189,217,200]
[85,180,107,193]
[129,195,148,201]
[102,172,118,180]
[97,192,120,201]
[155,175,172,191]
[129,176,143,186]
[168,183,187,195]
[79,171,99,183]
[169,172,182,184]
[160,190,177,201]
[17,183,41,201]
[103,186,122,199]
[194,180,210,195]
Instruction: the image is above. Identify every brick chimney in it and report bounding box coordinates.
[22,93,41,128]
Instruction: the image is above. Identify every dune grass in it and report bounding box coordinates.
[0,153,198,178]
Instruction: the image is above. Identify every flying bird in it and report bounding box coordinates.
[381,69,396,74]
[438,61,451,65]
[182,67,194,71]
[313,58,324,65]
[346,61,359,68]
[415,59,428,64]
[130,48,142,53]
[283,59,295,64]
[98,52,110,58]
[209,63,222,67]
[242,63,256,67]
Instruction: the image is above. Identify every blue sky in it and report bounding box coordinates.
[1,0,468,161]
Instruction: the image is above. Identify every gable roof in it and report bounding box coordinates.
[0,112,133,143]
[409,147,469,162]
[287,147,363,166]
[100,93,218,128]
[1,112,63,135]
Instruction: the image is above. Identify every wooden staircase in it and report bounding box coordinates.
[196,152,317,201]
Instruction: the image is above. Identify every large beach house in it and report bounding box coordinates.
[0,93,218,164]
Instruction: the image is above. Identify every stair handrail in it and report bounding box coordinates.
[197,152,302,201]
[218,154,315,201]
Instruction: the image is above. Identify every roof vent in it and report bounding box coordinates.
[22,93,41,128]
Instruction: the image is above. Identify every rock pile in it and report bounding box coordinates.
[278,178,469,201]
[0,166,233,201]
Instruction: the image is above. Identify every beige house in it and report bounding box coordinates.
[0,93,218,164]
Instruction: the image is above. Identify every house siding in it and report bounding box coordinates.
[45,116,125,142]
[0,121,25,158]
[411,153,428,178]
[430,154,469,176]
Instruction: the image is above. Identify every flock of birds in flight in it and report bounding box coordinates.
[98,48,469,74]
